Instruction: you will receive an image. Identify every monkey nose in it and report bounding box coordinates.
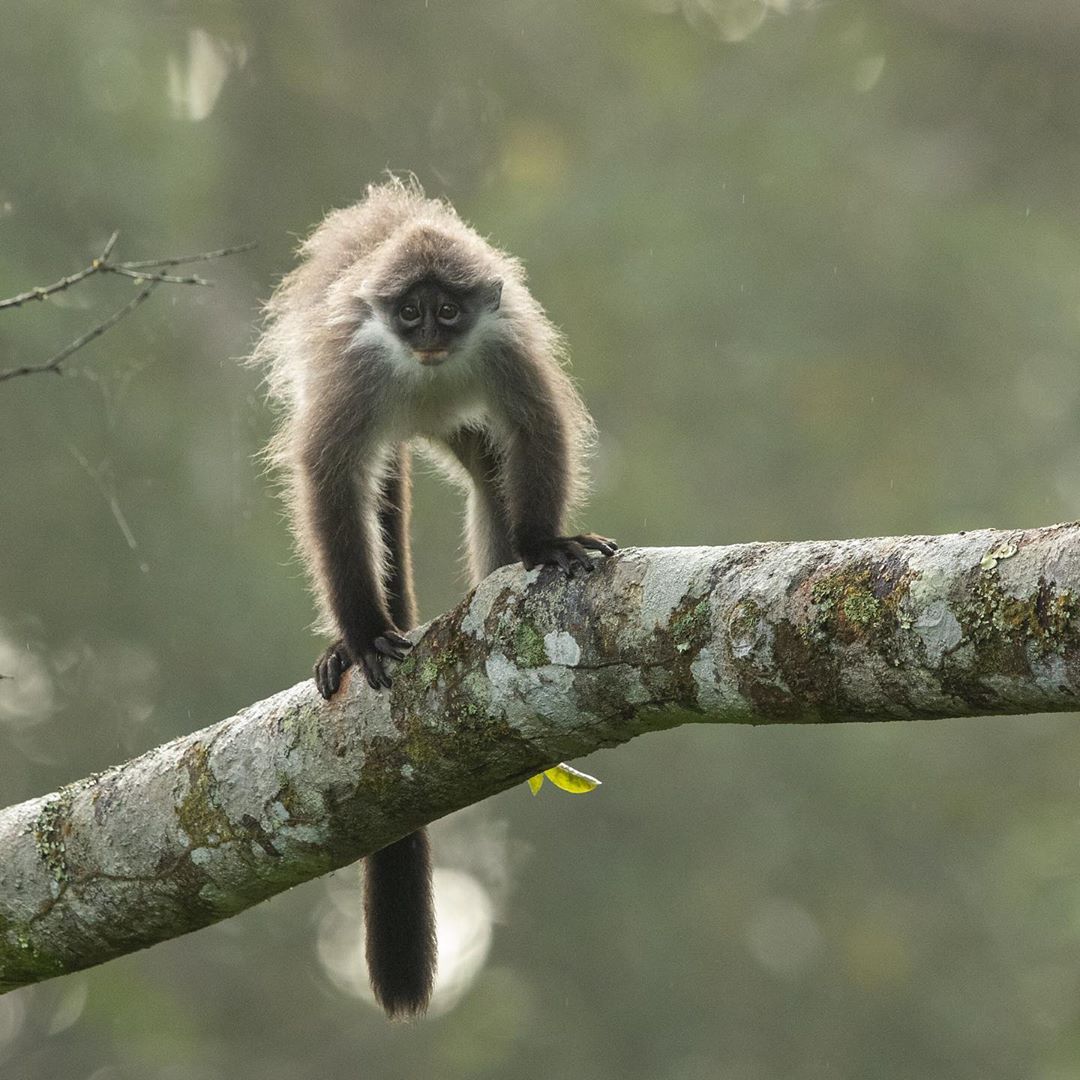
[414,349,449,366]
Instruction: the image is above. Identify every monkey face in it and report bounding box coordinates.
[386,277,501,366]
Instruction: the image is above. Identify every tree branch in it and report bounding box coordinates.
[0,237,255,383]
[0,232,121,311]
[0,283,161,383]
[3,523,1080,992]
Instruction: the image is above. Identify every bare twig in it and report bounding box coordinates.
[102,266,212,287]
[0,284,158,383]
[0,234,253,383]
[116,241,256,270]
[0,232,120,311]
[67,445,140,552]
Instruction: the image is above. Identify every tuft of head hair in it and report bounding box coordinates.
[249,177,525,407]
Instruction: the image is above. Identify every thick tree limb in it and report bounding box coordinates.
[3,524,1080,992]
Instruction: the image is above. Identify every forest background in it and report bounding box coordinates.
[3,2,1080,1077]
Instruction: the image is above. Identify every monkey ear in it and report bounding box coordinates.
[478,279,503,312]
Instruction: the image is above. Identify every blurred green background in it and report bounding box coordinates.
[3,0,1080,1077]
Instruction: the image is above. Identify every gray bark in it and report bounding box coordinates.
[3,525,1080,992]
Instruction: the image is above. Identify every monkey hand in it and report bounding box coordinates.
[519,533,618,577]
[314,630,412,699]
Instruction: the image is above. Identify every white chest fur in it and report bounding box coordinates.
[348,316,494,440]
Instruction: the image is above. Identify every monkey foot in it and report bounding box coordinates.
[314,631,412,698]
[314,640,353,700]
[359,631,412,690]
[522,533,618,576]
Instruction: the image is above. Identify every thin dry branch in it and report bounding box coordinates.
[0,235,254,383]
[0,232,120,311]
[116,242,256,271]
[0,283,159,383]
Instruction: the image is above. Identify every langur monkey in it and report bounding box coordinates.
[253,178,616,1018]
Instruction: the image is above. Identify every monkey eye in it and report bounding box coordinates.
[398,303,421,324]
[436,302,460,324]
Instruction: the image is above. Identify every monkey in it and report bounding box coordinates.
[252,178,616,1019]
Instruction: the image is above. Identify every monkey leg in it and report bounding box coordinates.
[443,428,517,585]
[378,444,418,630]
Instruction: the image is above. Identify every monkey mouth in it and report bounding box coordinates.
[414,349,450,366]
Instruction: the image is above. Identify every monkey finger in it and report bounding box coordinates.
[317,668,335,700]
[366,652,396,690]
[379,630,413,652]
[551,549,575,576]
[360,655,382,690]
[324,655,343,698]
[566,542,595,573]
[577,534,618,556]
[315,644,348,699]
[374,636,411,661]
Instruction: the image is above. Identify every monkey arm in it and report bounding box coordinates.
[505,419,570,548]
[296,422,410,695]
[505,431,616,574]
[441,427,518,585]
[494,360,617,575]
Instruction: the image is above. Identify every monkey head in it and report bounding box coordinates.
[377,276,502,367]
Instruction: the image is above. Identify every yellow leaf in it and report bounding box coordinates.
[527,773,545,796]
[543,763,602,794]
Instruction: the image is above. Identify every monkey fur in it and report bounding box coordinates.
[253,178,616,1018]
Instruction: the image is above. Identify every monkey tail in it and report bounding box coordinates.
[363,828,437,1019]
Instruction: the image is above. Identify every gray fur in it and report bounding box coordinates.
[251,177,596,626]
[251,178,607,1020]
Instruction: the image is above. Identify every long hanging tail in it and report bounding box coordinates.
[363,828,437,1019]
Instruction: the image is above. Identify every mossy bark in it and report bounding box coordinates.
[3,525,1080,992]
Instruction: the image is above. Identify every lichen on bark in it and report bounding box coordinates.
[3,526,1080,993]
